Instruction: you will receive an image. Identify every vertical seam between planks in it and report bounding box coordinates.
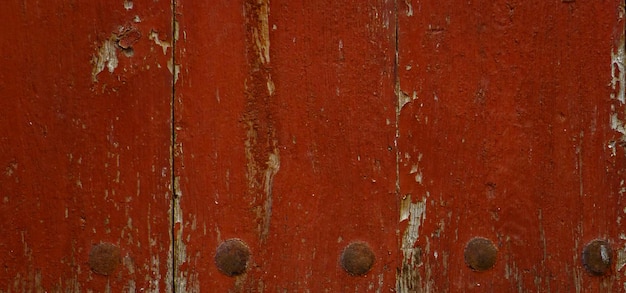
[170,0,177,292]
[393,0,402,290]
[393,0,401,222]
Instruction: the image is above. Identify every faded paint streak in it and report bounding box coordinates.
[611,31,625,104]
[611,35,626,141]
[171,176,193,293]
[262,150,280,240]
[243,122,280,242]
[612,9,626,291]
[611,21,626,145]
[242,0,279,245]
[250,0,271,64]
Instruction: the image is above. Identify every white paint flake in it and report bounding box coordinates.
[405,0,414,16]
[398,90,418,111]
[611,37,625,104]
[167,59,180,85]
[148,30,171,55]
[267,76,275,95]
[92,38,118,82]
[611,33,626,142]
[124,0,133,10]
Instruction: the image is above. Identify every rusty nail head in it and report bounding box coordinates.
[464,237,497,272]
[88,242,121,276]
[340,242,375,276]
[582,239,612,276]
[215,239,251,277]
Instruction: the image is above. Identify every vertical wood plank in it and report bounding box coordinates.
[397,0,625,291]
[0,1,173,291]
[174,0,398,291]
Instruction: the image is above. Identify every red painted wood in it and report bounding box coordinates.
[397,1,626,291]
[0,1,173,291]
[174,0,398,291]
[1,1,623,292]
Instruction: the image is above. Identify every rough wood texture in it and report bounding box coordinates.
[1,1,624,292]
[0,1,173,291]
[174,0,398,291]
[397,1,626,291]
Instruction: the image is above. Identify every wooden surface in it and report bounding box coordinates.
[0,1,173,291]
[174,0,398,291]
[1,1,625,292]
[397,1,626,291]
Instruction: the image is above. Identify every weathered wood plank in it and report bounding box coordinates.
[174,0,398,291]
[397,1,625,291]
[0,1,173,291]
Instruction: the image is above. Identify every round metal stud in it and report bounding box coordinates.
[214,238,251,277]
[464,237,497,272]
[340,242,375,276]
[582,239,612,276]
[88,242,121,276]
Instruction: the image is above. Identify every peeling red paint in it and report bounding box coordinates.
[0,1,172,291]
[397,0,625,291]
[175,0,397,291]
[1,1,624,292]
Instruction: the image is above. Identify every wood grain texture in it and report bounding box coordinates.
[174,0,398,291]
[0,1,624,292]
[397,1,626,291]
[0,1,173,291]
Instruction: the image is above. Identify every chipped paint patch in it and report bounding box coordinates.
[149,30,171,55]
[167,58,181,85]
[124,0,133,10]
[618,234,626,275]
[409,153,423,184]
[404,0,414,16]
[397,194,427,291]
[92,37,119,82]
[170,176,194,293]
[397,89,417,111]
